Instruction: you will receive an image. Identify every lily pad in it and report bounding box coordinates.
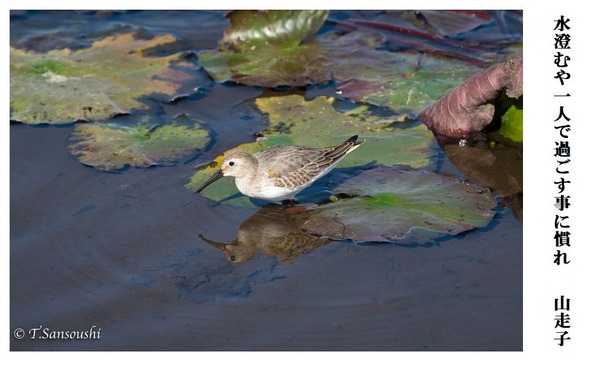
[416,10,494,37]
[336,53,482,115]
[253,95,436,169]
[10,32,203,124]
[68,114,210,171]
[199,11,482,113]
[199,10,330,87]
[294,166,497,244]
[496,97,523,143]
[222,10,328,50]
[187,94,436,206]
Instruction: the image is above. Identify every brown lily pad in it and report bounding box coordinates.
[10,32,203,124]
[294,166,497,244]
[68,114,210,171]
[199,11,483,114]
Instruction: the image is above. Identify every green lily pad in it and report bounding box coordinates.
[222,10,328,50]
[252,95,436,169]
[496,97,523,143]
[337,53,482,115]
[187,94,436,206]
[68,114,210,171]
[200,10,329,87]
[295,166,497,243]
[10,32,203,124]
[199,10,482,113]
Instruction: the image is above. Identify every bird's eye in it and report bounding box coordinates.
[229,161,235,166]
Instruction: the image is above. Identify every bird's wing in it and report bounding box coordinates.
[256,140,360,190]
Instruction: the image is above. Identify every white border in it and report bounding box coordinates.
[3,1,598,388]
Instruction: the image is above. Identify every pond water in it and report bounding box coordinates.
[10,10,522,351]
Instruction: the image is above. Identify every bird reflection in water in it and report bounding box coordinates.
[198,204,331,264]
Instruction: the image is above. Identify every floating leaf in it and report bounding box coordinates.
[337,53,482,115]
[496,98,523,143]
[200,22,329,87]
[200,11,483,113]
[222,10,328,49]
[416,10,494,37]
[10,32,203,124]
[200,10,330,87]
[252,95,437,169]
[187,94,436,206]
[68,114,210,171]
[294,166,497,244]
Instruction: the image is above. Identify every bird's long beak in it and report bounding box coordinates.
[197,233,228,250]
[196,170,224,193]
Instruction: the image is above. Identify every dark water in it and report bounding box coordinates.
[10,10,522,351]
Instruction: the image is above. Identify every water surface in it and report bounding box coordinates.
[10,10,522,351]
